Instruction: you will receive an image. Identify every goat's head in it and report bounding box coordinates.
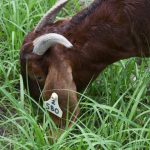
[20,0,79,126]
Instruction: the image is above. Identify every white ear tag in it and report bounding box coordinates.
[43,93,63,118]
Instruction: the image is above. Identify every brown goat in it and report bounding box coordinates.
[20,0,150,129]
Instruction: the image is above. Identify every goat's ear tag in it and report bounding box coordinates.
[43,93,63,118]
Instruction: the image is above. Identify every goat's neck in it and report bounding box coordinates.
[66,22,141,91]
[64,1,150,91]
[67,41,137,91]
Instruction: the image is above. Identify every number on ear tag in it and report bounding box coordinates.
[43,93,63,118]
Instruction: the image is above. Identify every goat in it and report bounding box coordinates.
[20,0,150,129]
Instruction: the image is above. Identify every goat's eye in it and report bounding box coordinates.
[36,76,44,82]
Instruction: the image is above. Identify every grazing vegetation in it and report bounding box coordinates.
[0,0,150,149]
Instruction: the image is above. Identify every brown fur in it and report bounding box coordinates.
[20,0,150,128]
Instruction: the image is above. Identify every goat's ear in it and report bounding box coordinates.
[33,33,73,55]
[43,63,79,128]
[20,43,40,60]
[20,43,42,60]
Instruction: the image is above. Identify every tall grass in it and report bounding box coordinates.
[0,0,150,149]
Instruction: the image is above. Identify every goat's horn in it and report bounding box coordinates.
[33,33,73,55]
[34,0,68,32]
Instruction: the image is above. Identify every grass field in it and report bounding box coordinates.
[0,0,150,149]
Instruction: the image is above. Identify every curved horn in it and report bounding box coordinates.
[33,33,73,55]
[34,0,68,32]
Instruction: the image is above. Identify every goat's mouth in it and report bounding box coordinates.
[41,88,80,127]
